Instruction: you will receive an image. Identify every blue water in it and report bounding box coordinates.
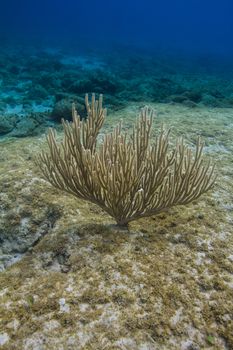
[1,0,233,56]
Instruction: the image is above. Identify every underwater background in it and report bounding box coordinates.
[0,0,233,349]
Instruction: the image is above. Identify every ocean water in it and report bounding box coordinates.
[0,1,233,349]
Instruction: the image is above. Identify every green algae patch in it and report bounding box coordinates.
[0,104,233,349]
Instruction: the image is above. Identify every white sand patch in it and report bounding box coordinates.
[0,288,8,297]
[79,303,89,312]
[43,320,60,332]
[170,307,183,327]
[59,298,70,313]
[0,332,9,346]
[6,319,20,331]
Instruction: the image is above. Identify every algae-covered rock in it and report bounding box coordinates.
[201,93,220,107]
[0,204,61,270]
[8,113,49,137]
[182,90,202,103]
[0,111,51,137]
[26,84,48,100]
[0,114,18,134]
[0,163,62,269]
[50,98,86,121]
[9,118,40,137]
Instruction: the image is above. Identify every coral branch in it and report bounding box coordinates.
[36,94,216,226]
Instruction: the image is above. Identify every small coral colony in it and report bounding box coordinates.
[37,94,216,227]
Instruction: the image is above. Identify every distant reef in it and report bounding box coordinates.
[1,45,233,137]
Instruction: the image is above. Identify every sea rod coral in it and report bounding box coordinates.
[37,94,216,227]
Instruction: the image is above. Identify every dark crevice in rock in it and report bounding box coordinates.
[43,251,71,273]
[0,205,62,271]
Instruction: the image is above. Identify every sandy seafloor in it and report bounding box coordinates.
[0,102,233,350]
